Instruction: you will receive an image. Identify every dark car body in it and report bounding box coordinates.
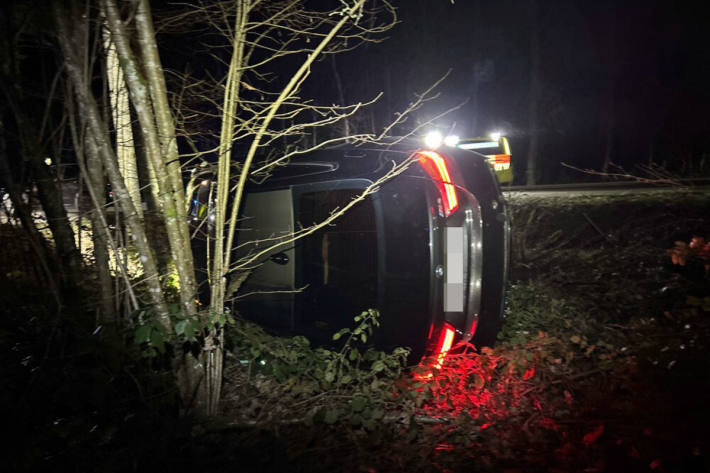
[226,142,509,361]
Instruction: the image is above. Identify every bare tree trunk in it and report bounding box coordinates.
[27,152,84,288]
[0,27,83,288]
[66,79,116,321]
[204,0,369,416]
[602,92,615,172]
[601,7,616,173]
[134,0,194,263]
[102,21,142,220]
[55,2,171,325]
[102,0,207,414]
[525,0,542,186]
[0,118,62,306]
[211,0,249,313]
[207,0,250,416]
[103,0,197,315]
[85,142,116,321]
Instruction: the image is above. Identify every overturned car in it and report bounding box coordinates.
[194,141,510,361]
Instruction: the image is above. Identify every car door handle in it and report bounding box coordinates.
[270,252,289,265]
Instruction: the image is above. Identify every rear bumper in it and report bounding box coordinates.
[425,189,483,353]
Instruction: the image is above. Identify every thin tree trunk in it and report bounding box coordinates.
[102,21,142,220]
[2,49,83,288]
[601,7,616,172]
[102,0,207,414]
[66,81,117,321]
[55,2,171,325]
[85,142,116,321]
[28,153,84,288]
[0,118,62,306]
[525,0,542,186]
[134,0,193,273]
[602,93,615,172]
[103,0,197,315]
[207,0,250,416]
[211,0,249,312]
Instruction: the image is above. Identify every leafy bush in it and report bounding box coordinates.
[668,236,710,272]
[221,309,410,430]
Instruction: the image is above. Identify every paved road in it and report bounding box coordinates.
[502,181,709,199]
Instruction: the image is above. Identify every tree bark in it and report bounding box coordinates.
[27,152,83,289]
[525,0,542,186]
[66,82,116,321]
[55,2,171,325]
[0,118,62,306]
[0,5,83,289]
[103,0,197,315]
[102,21,142,220]
[601,6,616,172]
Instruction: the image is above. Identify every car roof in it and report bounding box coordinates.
[248,141,487,189]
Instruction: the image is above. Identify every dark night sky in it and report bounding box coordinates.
[4,1,709,184]
[151,0,710,183]
[302,0,710,183]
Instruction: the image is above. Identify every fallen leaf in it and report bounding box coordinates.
[582,424,604,446]
[564,390,573,405]
[523,367,535,380]
[539,416,560,431]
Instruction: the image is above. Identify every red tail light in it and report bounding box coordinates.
[414,323,457,379]
[433,323,456,368]
[417,150,459,217]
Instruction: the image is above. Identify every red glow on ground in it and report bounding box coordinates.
[411,345,540,427]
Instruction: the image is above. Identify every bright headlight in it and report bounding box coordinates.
[424,131,443,149]
[443,135,459,147]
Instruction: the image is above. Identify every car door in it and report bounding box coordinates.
[236,188,297,329]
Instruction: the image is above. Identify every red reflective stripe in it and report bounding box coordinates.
[486,154,510,164]
[417,150,459,216]
[468,319,478,339]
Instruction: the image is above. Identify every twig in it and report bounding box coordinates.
[582,212,608,240]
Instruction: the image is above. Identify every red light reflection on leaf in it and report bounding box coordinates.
[538,416,560,431]
[523,367,535,380]
[582,424,605,446]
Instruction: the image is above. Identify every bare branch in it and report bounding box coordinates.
[561,162,684,187]
[230,154,415,273]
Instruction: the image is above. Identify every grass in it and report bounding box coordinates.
[195,188,709,472]
[2,188,709,472]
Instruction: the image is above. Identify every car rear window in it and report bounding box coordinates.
[296,189,378,332]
